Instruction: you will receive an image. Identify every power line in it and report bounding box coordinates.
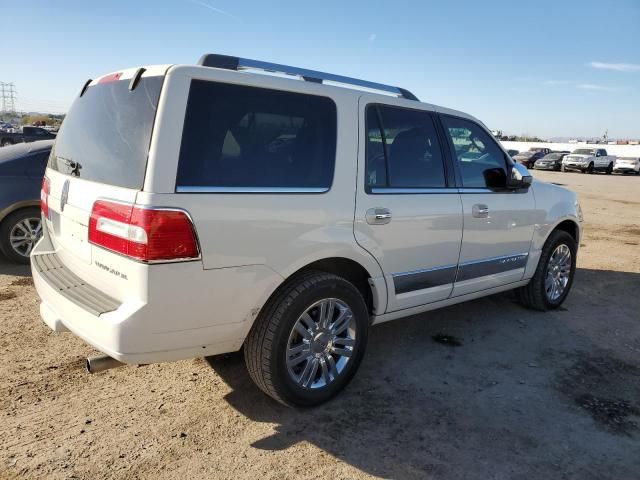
[0,82,17,114]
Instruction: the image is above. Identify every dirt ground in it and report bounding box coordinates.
[1,170,639,480]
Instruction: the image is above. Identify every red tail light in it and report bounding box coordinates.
[88,200,199,262]
[41,177,50,219]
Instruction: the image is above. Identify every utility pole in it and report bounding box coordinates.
[0,82,17,115]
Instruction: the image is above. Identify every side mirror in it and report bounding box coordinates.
[506,163,533,190]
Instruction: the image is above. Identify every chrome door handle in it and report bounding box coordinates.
[472,204,489,218]
[366,207,392,225]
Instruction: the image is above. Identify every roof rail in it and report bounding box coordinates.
[197,54,419,101]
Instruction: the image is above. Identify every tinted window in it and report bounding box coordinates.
[441,116,507,189]
[48,76,163,189]
[176,81,337,190]
[366,105,446,189]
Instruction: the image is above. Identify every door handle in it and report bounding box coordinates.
[366,207,392,225]
[472,204,489,218]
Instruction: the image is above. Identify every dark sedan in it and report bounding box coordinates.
[534,152,568,171]
[0,140,52,263]
[513,150,545,168]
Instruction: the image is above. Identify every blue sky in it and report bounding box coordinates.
[4,0,640,138]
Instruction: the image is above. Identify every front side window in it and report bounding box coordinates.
[176,80,337,190]
[365,105,446,190]
[441,116,508,189]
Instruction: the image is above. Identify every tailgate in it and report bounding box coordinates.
[40,67,168,301]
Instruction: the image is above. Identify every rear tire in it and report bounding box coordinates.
[0,208,42,264]
[606,163,613,174]
[516,230,577,311]
[244,271,369,407]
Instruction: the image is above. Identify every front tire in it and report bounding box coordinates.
[244,271,369,407]
[516,230,577,311]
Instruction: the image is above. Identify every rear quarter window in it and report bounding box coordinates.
[176,80,337,191]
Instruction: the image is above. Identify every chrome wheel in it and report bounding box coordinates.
[545,244,571,302]
[9,217,41,258]
[286,298,356,389]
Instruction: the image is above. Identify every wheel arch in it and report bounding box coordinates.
[264,252,387,320]
[551,219,580,244]
[0,200,40,225]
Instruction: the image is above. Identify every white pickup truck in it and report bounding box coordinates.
[562,148,616,174]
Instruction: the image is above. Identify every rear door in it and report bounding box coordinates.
[354,99,463,312]
[439,114,535,297]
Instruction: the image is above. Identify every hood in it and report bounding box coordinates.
[564,154,590,161]
[532,178,578,202]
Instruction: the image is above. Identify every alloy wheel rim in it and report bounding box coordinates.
[9,217,42,257]
[545,244,572,302]
[286,298,356,389]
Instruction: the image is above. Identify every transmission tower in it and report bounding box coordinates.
[0,82,17,114]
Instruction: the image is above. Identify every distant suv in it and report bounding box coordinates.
[31,55,583,406]
[562,148,616,174]
[513,150,545,168]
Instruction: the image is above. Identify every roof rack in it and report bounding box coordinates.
[197,54,419,101]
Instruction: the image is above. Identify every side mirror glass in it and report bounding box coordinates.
[507,163,533,190]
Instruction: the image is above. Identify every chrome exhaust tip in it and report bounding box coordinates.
[85,355,124,374]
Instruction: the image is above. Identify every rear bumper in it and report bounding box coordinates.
[31,235,281,364]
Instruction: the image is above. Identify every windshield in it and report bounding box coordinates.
[48,76,163,189]
[572,149,594,155]
[543,153,562,160]
[517,151,535,158]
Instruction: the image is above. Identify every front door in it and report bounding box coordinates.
[354,99,464,313]
[439,114,536,297]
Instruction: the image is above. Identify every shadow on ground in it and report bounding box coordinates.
[0,254,31,278]
[207,268,640,479]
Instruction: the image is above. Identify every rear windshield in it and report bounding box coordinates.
[48,76,163,189]
[572,149,594,155]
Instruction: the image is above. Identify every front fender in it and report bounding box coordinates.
[531,180,581,250]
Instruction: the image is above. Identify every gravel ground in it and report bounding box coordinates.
[1,170,639,479]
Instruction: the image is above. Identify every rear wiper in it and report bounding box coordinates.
[59,156,82,177]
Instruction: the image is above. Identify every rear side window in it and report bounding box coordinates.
[176,80,337,191]
[365,105,446,190]
[441,116,508,189]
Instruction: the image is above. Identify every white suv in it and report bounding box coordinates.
[31,54,583,406]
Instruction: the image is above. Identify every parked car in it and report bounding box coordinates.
[31,55,582,406]
[0,140,52,263]
[534,152,568,171]
[562,148,616,174]
[529,147,552,155]
[613,157,640,175]
[0,126,56,147]
[513,150,545,168]
[507,149,519,158]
